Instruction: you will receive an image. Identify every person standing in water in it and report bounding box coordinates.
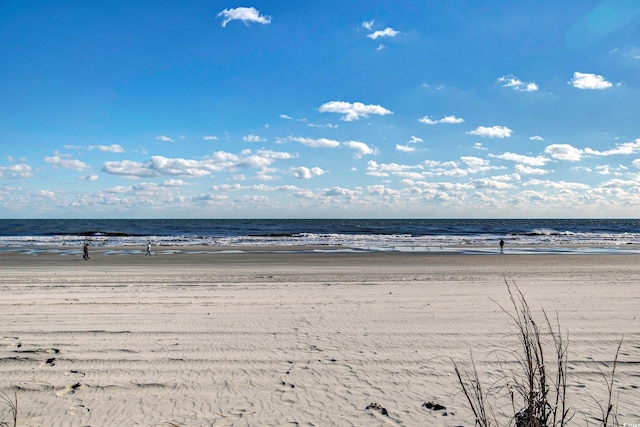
[499,239,505,254]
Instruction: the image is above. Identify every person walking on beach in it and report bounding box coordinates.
[499,239,504,254]
[145,241,152,256]
[83,243,90,260]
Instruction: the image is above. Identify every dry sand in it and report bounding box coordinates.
[0,248,638,426]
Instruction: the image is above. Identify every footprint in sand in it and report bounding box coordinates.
[55,382,81,397]
[67,404,90,416]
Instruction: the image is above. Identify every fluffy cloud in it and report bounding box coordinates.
[217,7,271,27]
[367,27,399,40]
[396,144,416,152]
[45,155,90,170]
[569,72,612,90]
[90,144,125,153]
[529,135,544,141]
[497,75,538,92]
[156,135,174,142]
[0,163,32,179]
[102,150,294,179]
[469,126,512,138]
[318,101,392,121]
[289,136,340,148]
[490,152,549,166]
[343,140,378,158]
[419,115,464,125]
[544,144,583,161]
[243,134,265,143]
[291,166,325,179]
[584,139,640,156]
[362,20,375,30]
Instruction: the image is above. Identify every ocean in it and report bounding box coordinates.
[1,218,640,254]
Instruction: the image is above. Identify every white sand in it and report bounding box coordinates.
[0,249,638,426]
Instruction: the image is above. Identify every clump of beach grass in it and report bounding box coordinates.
[454,280,623,427]
[0,389,17,427]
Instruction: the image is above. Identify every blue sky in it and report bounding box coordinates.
[2,1,640,218]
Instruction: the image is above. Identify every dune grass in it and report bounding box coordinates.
[454,280,623,427]
[0,390,17,427]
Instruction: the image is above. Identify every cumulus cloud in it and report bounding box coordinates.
[291,166,325,179]
[243,134,265,143]
[0,163,32,179]
[490,152,549,166]
[343,141,378,158]
[584,139,640,156]
[569,72,612,90]
[367,27,399,39]
[419,115,464,125]
[396,144,416,152]
[469,126,512,138]
[318,101,392,121]
[497,75,538,92]
[289,136,340,148]
[322,187,361,197]
[362,20,375,30]
[102,150,294,179]
[367,160,423,177]
[544,144,583,161]
[217,7,271,27]
[45,155,90,170]
[90,144,125,153]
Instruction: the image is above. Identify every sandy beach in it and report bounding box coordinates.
[1,248,638,426]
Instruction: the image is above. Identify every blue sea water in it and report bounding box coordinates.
[1,219,640,254]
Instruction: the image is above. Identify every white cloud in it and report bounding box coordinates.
[45,155,90,170]
[362,20,375,30]
[90,144,125,153]
[291,166,325,179]
[570,72,613,90]
[529,135,544,141]
[490,152,549,166]
[407,136,423,144]
[419,115,464,125]
[515,165,549,175]
[279,114,293,120]
[497,75,538,92]
[203,136,218,141]
[102,150,294,179]
[156,135,174,142]
[243,134,265,143]
[217,7,271,27]
[584,139,640,156]
[0,163,32,179]
[318,101,392,121]
[396,144,416,152]
[343,140,378,158]
[469,126,512,138]
[289,136,340,148]
[544,144,583,161]
[367,27,399,40]
[322,187,361,197]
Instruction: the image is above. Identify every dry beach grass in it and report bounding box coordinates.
[0,248,638,426]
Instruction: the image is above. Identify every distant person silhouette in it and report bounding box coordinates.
[83,243,90,260]
[145,242,152,256]
[499,239,504,254]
